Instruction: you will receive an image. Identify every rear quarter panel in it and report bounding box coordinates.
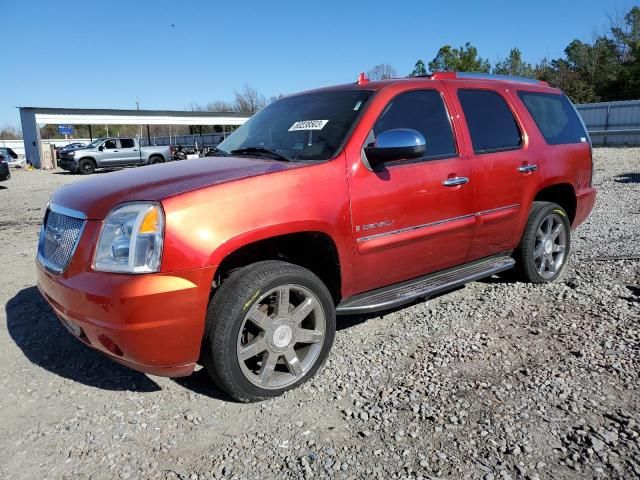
[140,145,171,162]
[508,86,594,225]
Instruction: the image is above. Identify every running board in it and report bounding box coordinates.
[336,254,515,315]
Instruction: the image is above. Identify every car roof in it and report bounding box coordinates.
[292,72,561,97]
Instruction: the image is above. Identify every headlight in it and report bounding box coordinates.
[68,151,76,156]
[93,202,164,273]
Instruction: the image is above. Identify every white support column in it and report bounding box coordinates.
[19,108,43,168]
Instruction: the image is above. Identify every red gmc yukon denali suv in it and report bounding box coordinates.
[36,73,596,402]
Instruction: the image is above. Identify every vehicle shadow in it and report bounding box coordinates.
[614,172,640,184]
[172,369,234,402]
[52,169,118,175]
[5,286,161,392]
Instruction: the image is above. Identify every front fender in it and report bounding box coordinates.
[159,155,355,295]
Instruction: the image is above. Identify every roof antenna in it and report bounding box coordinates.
[357,72,369,84]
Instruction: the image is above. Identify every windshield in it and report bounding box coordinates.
[86,139,104,148]
[218,90,374,161]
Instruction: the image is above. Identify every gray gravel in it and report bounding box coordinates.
[1,149,639,480]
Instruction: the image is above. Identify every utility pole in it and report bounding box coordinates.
[136,97,142,140]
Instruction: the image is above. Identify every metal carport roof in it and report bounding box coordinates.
[19,106,251,168]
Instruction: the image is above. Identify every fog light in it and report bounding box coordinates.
[98,334,123,356]
[60,316,83,337]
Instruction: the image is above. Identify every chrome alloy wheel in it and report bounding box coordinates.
[534,213,567,279]
[236,284,326,389]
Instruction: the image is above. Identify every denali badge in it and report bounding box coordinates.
[355,220,394,232]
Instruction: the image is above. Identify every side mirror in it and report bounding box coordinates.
[98,145,104,151]
[364,128,426,166]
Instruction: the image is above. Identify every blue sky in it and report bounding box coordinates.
[1,0,635,126]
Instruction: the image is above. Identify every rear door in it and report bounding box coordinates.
[451,87,542,260]
[117,138,140,164]
[347,87,475,293]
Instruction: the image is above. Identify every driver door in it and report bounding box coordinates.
[347,88,475,293]
[99,139,121,167]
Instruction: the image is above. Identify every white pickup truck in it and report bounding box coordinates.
[57,137,171,174]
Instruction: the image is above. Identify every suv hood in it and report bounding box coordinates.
[51,156,304,219]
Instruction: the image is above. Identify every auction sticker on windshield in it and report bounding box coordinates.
[288,120,329,131]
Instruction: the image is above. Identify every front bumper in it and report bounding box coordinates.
[58,158,77,171]
[36,259,215,377]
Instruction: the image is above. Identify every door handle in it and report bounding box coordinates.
[442,176,469,187]
[518,164,538,173]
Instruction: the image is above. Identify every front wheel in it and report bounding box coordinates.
[515,201,571,283]
[77,158,96,175]
[204,261,336,402]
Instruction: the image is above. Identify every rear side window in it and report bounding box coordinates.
[120,138,135,148]
[458,90,522,154]
[372,90,456,159]
[518,91,587,145]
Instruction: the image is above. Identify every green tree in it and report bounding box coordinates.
[534,58,598,103]
[428,43,490,73]
[408,59,427,77]
[610,6,640,99]
[493,48,534,77]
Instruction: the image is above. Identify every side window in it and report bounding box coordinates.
[119,138,135,148]
[458,90,522,154]
[517,91,587,145]
[104,139,117,149]
[370,90,457,160]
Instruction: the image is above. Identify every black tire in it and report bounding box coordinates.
[203,260,336,402]
[77,158,96,175]
[515,201,571,283]
[149,156,164,165]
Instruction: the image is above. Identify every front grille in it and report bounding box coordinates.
[37,208,86,273]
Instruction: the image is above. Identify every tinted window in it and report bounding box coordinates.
[119,138,135,148]
[371,90,456,159]
[104,139,117,149]
[458,90,521,153]
[218,90,374,161]
[518,91,587,145]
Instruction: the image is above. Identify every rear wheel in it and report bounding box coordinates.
[204,261,336,402]
[149,156,164,165]
[77,158,96,175]
[515,201,571,283]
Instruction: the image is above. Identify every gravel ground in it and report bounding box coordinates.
[0,149,639,480]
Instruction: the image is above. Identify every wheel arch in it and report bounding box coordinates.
[212,230,343,304]
[533,183,577,225]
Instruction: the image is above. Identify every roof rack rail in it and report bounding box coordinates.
[430,72,548,86]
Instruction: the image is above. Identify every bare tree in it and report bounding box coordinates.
[205,100,234,112]
[269,93,286,103]
[0,124,21,139]
[233,84,267,113]
[367,63,397,80]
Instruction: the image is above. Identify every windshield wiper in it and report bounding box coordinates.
[230,146,292,162]
[204,146,230,157]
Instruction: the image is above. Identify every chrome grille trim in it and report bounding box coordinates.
[49,202,87,220]
[37,204,86,274]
